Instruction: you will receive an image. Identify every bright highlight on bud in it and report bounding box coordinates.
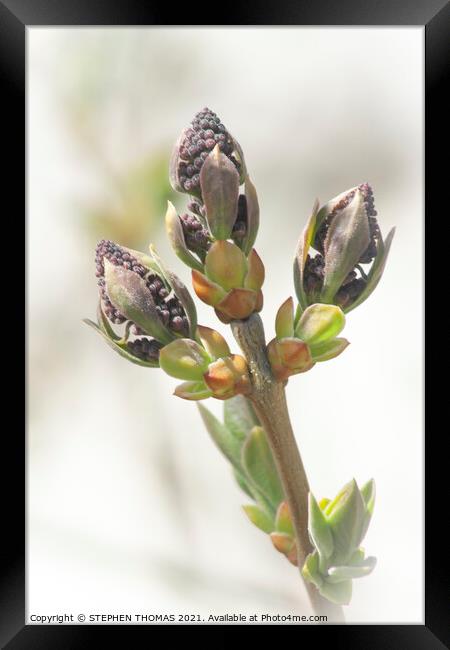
[294,184,395,313]
[302,479,377,605]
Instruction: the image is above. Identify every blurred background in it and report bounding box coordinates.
[28,28,423,624]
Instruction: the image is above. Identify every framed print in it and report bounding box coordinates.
[2,0,447,646]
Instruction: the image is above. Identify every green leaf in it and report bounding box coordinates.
[197,403,242,468]
[242,504,274,534]
[319,579,353,605]
[361,479,376,515]
[349,548,365,565]
[345,227,395,313]
[308,493,334,564]
[165,201,204,272]
[83,319,158,368]
[326,479,366,565]
[233,468,255,499]
[96,301,120,340]
[242,426,284,509]
[293,200,319,311]
[326,556,376,583]
[309,337,349,362]
[174,381,212,401]
[360,479,376,541]
[295,303,345,345]
[301,551,323,590]
[223,395,259,442]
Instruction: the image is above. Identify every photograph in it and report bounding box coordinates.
[26,26,425,626]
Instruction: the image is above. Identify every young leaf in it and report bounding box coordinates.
[319,579,353,605]
[242,426,284,508]
[326,556,376,583]
[308,493,334,562]
[223,395,259,441]
[197,403,242,468]
[326,480,366,565]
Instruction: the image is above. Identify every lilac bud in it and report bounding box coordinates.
[94,240,194,343]
[170,108,246,199]
[294,185,395,313]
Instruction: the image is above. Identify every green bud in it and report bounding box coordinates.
[275,298,295,340]
[275,502,294,537]
[205,240,248,291]
[242,504,274,534]
[295,303,345,345]
[159,339,211,380]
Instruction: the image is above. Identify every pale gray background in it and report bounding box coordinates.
[28,27,423,623]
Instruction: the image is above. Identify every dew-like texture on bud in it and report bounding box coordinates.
[172,108,242,195]
[95,239,189,338]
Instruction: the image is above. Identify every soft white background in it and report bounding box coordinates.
[28,27,423,624]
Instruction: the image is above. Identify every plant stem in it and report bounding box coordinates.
[231,313,344,622]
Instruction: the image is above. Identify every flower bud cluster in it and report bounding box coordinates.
[294,185,395,313]
[172,107,242,194]
[95,240,190,338]
[86,242,198,367]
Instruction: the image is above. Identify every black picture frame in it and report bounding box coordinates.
[3,1,446,646]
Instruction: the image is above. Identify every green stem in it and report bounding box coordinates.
[231,313,344,622]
